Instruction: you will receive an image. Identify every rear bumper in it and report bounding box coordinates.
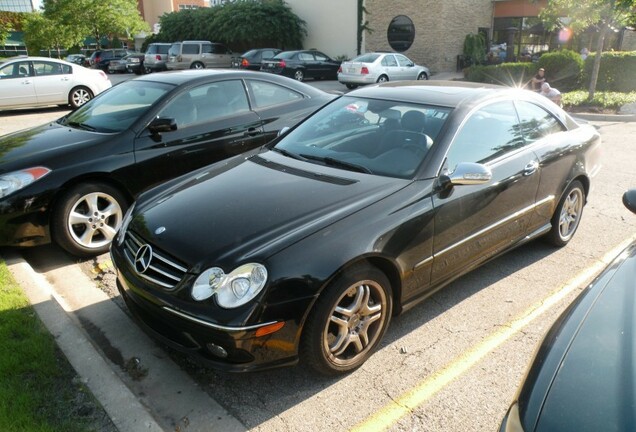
[338,73,377,85]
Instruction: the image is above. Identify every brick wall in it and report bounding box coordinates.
[365,0,493,73]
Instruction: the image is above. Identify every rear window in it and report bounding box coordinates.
[352,53,380,63]
[147,44,169,55]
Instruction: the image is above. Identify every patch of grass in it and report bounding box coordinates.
[0,260,114,432]
[563,90,636,111]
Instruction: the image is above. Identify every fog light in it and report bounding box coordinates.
[206,343,228,358]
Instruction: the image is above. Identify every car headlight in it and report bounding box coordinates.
[0,167,51,198]
[192,263,268,308]
[116,202,135,246]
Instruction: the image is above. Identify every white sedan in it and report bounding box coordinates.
[338,52,430,89]
[0,56,112,110]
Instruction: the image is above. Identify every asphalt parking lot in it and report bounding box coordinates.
[2,76,636,431]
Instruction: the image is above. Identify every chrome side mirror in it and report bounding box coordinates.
[623,189,636,214]
[448,162,492,186]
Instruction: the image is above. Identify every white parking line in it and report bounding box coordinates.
[351,236,636,432]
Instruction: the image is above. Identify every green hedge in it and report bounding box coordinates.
[582,51,636,92]
[535,50,583,91]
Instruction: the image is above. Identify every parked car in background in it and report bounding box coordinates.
[167,41,233,70]
[65,53,86,65]
[124,53,146,75]
[338,52,430,89]
[235,48,282,70]
[260,49,341,82]
[0,70,334,257]
[89,49,134,72]
[0,56,111,110]
[500,189,636,432]
[144,42,171,73]
[109,81,601,375]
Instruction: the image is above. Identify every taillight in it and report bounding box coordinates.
[337,66,342,73]
[279,60,286,68]
[242,58,249,67]
[155,54,161,60]
[361,66,369,75]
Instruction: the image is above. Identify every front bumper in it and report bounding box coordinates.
[111,246,313,372]
[0,192,52,247]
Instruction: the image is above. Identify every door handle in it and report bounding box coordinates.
[245,127,263,137]
[523,160,539,176]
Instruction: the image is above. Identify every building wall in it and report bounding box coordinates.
[285,0,357,60]
[0,0,35,12]
[365,0,493,73]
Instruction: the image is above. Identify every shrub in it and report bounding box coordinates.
[563,90,636,110]
[536,49,583,91]
[582,51,636,92]
[464,62,536,87]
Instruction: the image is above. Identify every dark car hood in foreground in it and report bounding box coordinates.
[517,241,636,431]
[0,122,106,171]
[130,151,409,270]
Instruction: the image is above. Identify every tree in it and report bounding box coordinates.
[23,12,83,56]
[540,0,636,98]
[43,0,148,48]
[0,11,25,46]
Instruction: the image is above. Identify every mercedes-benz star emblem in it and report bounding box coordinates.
[134,244,153,274]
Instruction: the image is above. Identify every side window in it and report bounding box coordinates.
[515,100,566,143]
[0,61,30,78]
[157,91,198,128]
[33,61,67,76]
[446,101,524,171]
[192,80,250,120]
[202,43,213,54]
[314,52,328,61]
[298,52,314,61]
[247,80,303,109]
[183,43,200,55]
[381,55,398,67]
[395,54,412,67]
[212,44,228,54]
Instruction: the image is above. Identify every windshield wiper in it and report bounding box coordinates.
[299,154,372,174]
[67,121,97,132]
[271,147,307,161]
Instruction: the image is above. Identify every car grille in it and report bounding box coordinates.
[122,231,188,290]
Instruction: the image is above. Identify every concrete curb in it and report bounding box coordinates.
[567,112,636,122]
[5,251,247,432]
[5,253,163,432]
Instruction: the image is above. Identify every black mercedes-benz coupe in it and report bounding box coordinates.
[0,70,334,256]
[110,81,602,375]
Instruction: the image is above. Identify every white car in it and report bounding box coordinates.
[0,56,112,110]
[338,52,430,89]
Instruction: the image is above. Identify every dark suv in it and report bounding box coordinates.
[89,49,134,72]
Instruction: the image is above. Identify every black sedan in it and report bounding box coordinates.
[110,81,601,375]
[260,50,341,82]
[500,189,636,432]
[235,48,282,71]
[0,70,334,257]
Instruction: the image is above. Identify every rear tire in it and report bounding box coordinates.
[68,86,93,109]
[294,69,305,81]
[52,182,128,257]
[545,180,585,247]
[191,62,205,69]
[345,84,358,89]
[376,75,389,84]
[301,264,392,375]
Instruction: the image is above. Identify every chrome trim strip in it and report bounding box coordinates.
[153,252,188,273]
[415,195,555,269]
[162,307,278,332]
[147,264,181,282]
[138,273,175,289]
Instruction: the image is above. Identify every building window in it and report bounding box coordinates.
[0,0,34,12]
[387,15,415,52]
[178,4,200,10]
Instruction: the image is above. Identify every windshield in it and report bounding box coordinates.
[273,96,452,179]
[59,80,174,133]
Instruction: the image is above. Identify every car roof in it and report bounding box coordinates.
[347,80,518,108]
[2,56,74,65]
[133,69,328,96]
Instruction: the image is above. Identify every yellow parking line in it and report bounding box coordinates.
[352,236,636,432]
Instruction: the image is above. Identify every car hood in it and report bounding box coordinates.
[130,151,409,271]
[0,121,105,171]
[522,241,636,431]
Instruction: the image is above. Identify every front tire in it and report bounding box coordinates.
[345,84,358,89]
[545,180,585,247]
[51,182,128,257]
[417,72,428,80]
[294,69,305,81]
[301,264,392,375]
[68,86,93,109]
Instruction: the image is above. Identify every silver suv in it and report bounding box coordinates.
[144,43,171,72]
[166,41,233,70]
